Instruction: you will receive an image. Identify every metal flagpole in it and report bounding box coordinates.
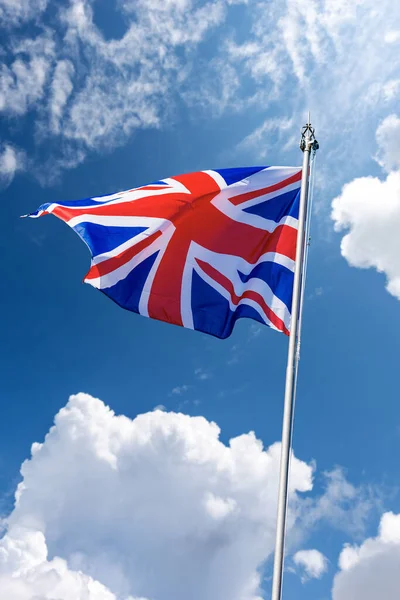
[270,117,319,600]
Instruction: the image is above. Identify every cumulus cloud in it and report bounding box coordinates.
[332,512,400,599]
[293,548,328,581]
[0,392,314,600]
[332,115,400,299]
[0,392,370,600]
[384,30,400,44]
[0,527,121,600]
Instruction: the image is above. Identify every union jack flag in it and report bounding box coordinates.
[28,166,302,338]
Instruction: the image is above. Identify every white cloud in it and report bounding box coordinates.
[293,548,328,581]
[0,32,55,116]
[1,392,316,600]
[204,491,237,519]
[332,115,400,300]
[49,60,75,134]
[0,527,121,600]
[249,324,262,339]
[0,0,235,182]
[332,512,400,599]
[0,144,24,187]
[376,114,400,172]
[0,0,398,185]
[384,30,400,43]
[230,0,400,183]
[0,0,47,27]
[170,384,190,395]
[0,54,50,115]
[293,468,374,545]
[182,58,241,117]
[238,117,294,159]
[57,0,229,151]
[0,393,374,600]
[382,79,400,102]
[279,0,364,82]
[195,367,211,380]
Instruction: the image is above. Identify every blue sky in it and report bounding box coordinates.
[1,1,400,599]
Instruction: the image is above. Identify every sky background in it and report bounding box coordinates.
[1,1,400,599]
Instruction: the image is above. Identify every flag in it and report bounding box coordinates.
[28,167,302,338]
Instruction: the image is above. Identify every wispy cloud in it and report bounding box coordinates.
[1,0,399,190]
[308,286,324,301]
[227,0,400,187]
[0,31,55,116]
[225,344,239,366]
[249,323,262,339]
[49,60,75,135]
[0,0,238,184]
[0,0,47,27]
[194,367,211,380]
[294,468,377,541]
[238,118,294,160]
[170,384,191,396]
[0,143,24,188]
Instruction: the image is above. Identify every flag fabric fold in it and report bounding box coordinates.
[28,166,302,338]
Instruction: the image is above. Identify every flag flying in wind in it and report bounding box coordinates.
[28,166,302,338]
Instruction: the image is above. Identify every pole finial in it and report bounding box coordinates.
[300,116,319,153]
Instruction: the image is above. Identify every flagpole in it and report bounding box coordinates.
[270,117,319,600]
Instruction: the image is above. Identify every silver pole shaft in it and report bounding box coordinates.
[270,129,313,600]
